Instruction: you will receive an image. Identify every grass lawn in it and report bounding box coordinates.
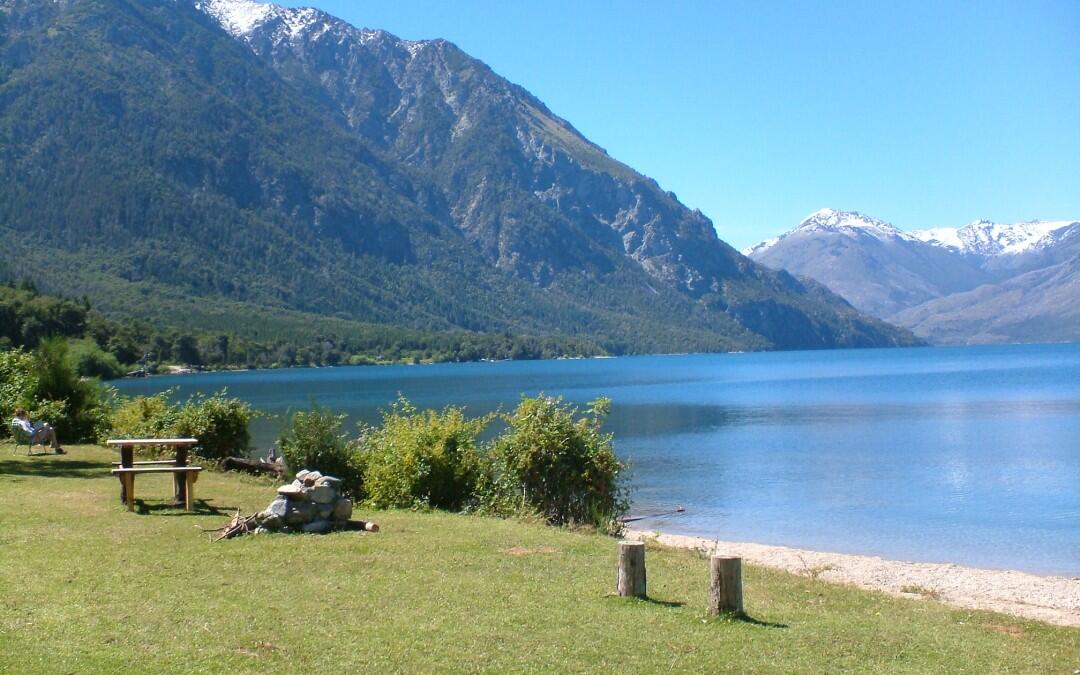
[1,445,1076,673]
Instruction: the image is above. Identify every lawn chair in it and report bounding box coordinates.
[10,420,45,456]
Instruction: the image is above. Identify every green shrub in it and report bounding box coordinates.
[107,389,251,460]
[277,407,360,494]
[0,340,108,442]
[68,338,126,380]
[173,392,252,460]
[354,398,492,510]
[484,396,628,531]
[108,391,178,443]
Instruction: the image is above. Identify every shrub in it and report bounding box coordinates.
[68,338,126,380]
[0,340,109,442]
[354,398,492,510]
[108,389,251,461]
[173,392,252,460]
[484,396,628,531]
[108,391,177,441]
[277,407,360,494]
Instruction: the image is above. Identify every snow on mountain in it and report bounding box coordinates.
[910,220,1078,257]
[741,208,909,255]
[744,210,1077,260]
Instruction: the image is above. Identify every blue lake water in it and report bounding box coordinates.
[114,343,1080,575]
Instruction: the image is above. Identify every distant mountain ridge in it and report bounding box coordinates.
[745,209,1080,344]
[0,0,917,353]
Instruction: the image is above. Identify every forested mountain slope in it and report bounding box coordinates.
[0,0,917,352]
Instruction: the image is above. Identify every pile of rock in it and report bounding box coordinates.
[253,469,354,534]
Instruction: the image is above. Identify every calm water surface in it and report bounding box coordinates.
[115,344,1080,575]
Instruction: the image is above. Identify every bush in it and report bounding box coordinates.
[354,398,492,510]
[68,339,126,380]
[108,391,177,441]
[484,396,628,531]
[277,407,360,495]
[173,392,252,460]
[0,340,109,442]
[108,389,251,460]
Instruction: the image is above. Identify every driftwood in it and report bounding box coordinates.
[221,456,285,478]
[199,510,379,541]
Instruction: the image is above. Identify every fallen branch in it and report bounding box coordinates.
[221,456,285,478]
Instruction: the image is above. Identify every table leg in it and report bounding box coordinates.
[173,446,189,507]
[124,473,135,512]
[119,444,133,504]
[185,471,194,511]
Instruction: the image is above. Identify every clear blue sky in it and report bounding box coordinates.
[283,0,1080,249]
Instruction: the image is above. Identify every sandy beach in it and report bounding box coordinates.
[625,529,1080,627]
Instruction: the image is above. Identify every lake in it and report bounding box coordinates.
[114,343,1080,576]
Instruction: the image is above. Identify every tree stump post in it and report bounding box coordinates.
[617,540,647,598]
[709,555,743,616]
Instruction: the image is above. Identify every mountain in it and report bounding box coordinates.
[0,0,918,353]
[745,209,1079,344]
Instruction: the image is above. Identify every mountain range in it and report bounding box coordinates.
[0,0,917,353]
[745,209,1079,344]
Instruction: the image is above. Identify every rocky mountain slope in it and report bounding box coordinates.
[0,0,917,352]
[745,209,1079,344]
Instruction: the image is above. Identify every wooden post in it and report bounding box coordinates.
[709,555,743,616]
[124,473,135,512]
[184,471,194,512]
[617,540,647,598]
[119,444,133,505]
[173,445,189,507]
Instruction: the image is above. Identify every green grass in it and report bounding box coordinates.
[1,446,1076,673]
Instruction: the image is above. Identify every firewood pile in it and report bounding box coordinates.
[205,469,378,541]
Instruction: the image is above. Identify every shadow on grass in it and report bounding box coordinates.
[712,612,788,629]
[0,457,106,479]
[135,499,234,517]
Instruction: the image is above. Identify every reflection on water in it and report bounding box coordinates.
[115,343,1080,575]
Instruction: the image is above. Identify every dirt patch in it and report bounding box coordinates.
[986,624,1025,637]
[501,546,559,556]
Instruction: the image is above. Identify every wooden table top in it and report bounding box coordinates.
[106,438,199,446]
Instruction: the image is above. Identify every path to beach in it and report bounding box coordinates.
[625,530,1080,627]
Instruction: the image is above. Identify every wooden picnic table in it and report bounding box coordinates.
[106,438,200,509]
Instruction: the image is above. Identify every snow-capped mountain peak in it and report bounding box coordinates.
[742,208,907,255]
[910,219,1078,256]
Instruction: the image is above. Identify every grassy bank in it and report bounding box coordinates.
[0,446,1076,673]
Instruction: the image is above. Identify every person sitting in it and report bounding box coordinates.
[11,408,65,454]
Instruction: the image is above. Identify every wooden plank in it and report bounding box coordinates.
[111,460,176,466]
[111,467,203,474]
[113,440,198,445]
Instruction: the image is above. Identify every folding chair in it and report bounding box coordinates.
[10,420,45,456]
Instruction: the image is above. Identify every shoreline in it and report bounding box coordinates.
[625,529,1080,627]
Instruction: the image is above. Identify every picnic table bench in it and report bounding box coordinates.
[106,438,201,512]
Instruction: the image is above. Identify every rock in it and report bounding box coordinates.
[317,504,334,520]
[332,498,353,521]
[309,485,337,504]
[284,501,317,525]
[302,519,333,534]
[278,484,306,500]
[315,476,342,489]
[295,470,310,482]
[254,526,269,535]
[260,513,283,530]
[266,497,288,518]
[303,470,322,487]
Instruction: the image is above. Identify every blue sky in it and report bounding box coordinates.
[283,0,1080,249]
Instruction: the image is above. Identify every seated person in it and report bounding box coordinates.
[11,408,65,454]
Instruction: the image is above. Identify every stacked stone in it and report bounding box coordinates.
[254,469,353,534]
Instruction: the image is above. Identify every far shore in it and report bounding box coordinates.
[625,529,1080,627]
